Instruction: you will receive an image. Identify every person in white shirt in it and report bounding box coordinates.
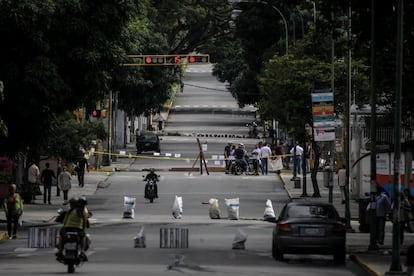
[260,143,272,175]
[290,142,304,176]
[251,144,261,175]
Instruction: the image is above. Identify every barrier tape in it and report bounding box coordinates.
[92,151,293,162]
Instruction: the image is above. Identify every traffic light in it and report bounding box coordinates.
[124,54,210,66]
[92,110,101,117]
[187,55,209,64]
[144,56,165,65]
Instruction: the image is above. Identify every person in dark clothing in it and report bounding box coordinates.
[234,143,248,173]
[224,141,233,174]
[76,158,89,187]
[143,169,159,198]
[41,162,56,205]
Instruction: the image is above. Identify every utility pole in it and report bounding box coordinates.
[389,0,404,272]
[368,0,378,252]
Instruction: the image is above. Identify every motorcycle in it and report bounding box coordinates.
[143,175,159,203]
[55,206,91,274]
[230,159,244,175]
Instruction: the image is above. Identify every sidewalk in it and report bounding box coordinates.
[278,169,410,276]
[0,171,111,233]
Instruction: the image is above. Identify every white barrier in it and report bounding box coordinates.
[28,227,58,248]
[159,228,188,248]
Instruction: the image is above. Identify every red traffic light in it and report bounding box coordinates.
[92,110,101,117]
[145,57,153,63]
[188,55,209,63]
[144,56,165,64]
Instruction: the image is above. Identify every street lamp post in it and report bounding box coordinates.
[270,5,288,55]
[306,0,316,26]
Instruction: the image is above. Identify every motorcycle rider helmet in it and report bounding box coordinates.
[238,143,244,147]
[69,196,80,207]
[78,196,88,207]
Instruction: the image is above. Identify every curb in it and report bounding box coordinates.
[349,255,382,276]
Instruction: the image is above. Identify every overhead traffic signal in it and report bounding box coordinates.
[92,110,101,117]
[123,54,210,66]
[92,109,107,118]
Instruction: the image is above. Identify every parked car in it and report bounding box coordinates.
[271,201,346,264]
[136,133,161,154]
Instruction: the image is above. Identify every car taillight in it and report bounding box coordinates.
[333,222,346,232]
[278,223,292,232]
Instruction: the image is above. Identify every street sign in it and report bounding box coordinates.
[121,54,210,66]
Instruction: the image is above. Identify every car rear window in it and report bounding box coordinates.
[138,135,157,142]
[287,205,338,219]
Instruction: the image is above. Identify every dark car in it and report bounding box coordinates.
[272,201,346,264]
[136,133,161,154]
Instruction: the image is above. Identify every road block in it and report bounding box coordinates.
[28,227,58,248]
[159,228,188,248]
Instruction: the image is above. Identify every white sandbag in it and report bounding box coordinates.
[225,198,240,220]
[134,226,146,248]
[172,195,183,219]
[208,198,221,219]
[232,228,247,249]
[263,199,276,221]
[123,196,136,218]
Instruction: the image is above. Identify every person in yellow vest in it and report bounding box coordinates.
[56,197,91,262]
[3,184,23,239]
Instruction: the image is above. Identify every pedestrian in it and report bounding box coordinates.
[260,143,272,175]
[251,144,261,175]
[234,143,248,174]
[224,141,233,174]
[58,166,72,202]
[3,184,23,239]
[305,142,311,173]
[275,142,285,174]
[27,160,40,203]
[41,162,56,205]
[337,165,346,204]
[374,186,391,245]
[158,114,164,131]
[290,142,304,177]
[180,81,184,93]
[400,192,412,244]
[406,243,414,275]
[76,157,89,188]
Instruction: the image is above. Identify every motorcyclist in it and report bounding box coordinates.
[56,196,91,262]
[143,168,159,199]
[234,143,248,173]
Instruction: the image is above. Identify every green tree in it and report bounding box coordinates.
[0,0,140,156]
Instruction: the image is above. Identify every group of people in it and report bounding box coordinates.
[223,141,274,175]
[365,185,414,246]
[27,158,89,205]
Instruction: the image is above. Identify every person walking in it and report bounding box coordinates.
[3,184,23,239]
[260,143,272,175]
[158,114,164,131]
[27,160,40,203]
[58,166,72,203]
[40,162,56,205]
[76,157,89,188]
[337,165,346,204]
